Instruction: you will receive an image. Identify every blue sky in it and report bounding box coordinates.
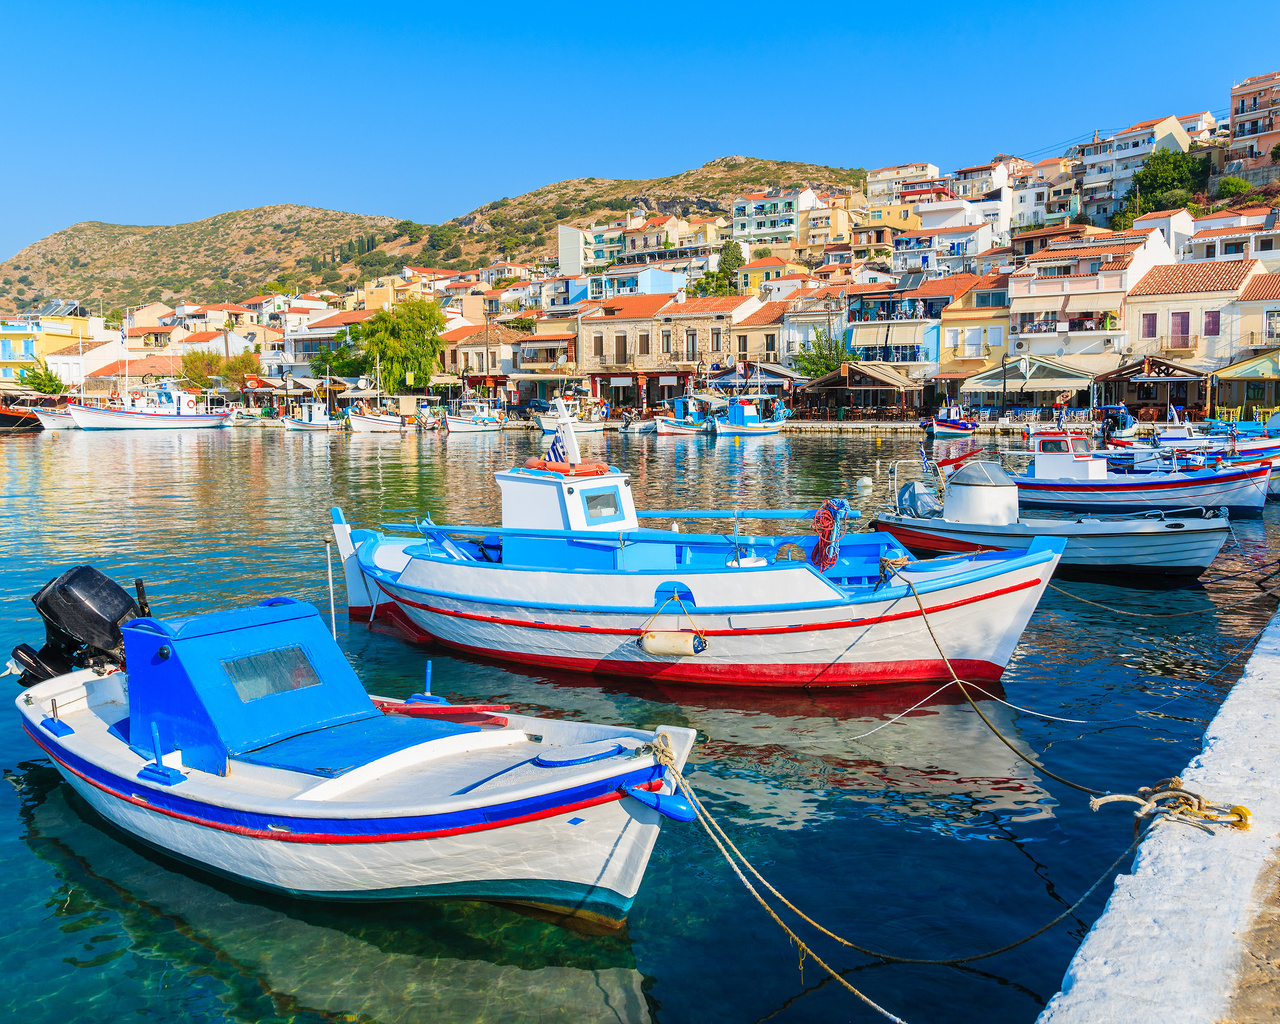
[1,0,1274,259]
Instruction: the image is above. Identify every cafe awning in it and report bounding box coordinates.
[961,354,1095,393]
[1011,295,1068,312]
[1064,291,1125,312]
[1215,350,1280,381]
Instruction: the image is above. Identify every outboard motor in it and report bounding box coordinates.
[10,565,141,685]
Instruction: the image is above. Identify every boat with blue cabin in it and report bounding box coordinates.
[336,401,1065,688]
[922,403,978,439]
[654,394,723,435]
[67,382,236,430]
[11,565,696,920]
[712,395,789,437]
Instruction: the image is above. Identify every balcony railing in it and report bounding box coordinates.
[1159,334,1198,354]
[1067,317,1121,333]
[1012,320,1061,335]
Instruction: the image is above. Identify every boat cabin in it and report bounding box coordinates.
[666,396,708,424]
[117,598,475,778]
[127,381,204,415]
[723,399,763,429]
[1030,431,1105,480]
[294,400,332,425]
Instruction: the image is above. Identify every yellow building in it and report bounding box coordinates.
[862,204,922,232]
[0,303,114,382]
[936,272,1012,379]
[738,256,808,293]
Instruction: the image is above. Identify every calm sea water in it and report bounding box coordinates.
[0,426,1275,1024]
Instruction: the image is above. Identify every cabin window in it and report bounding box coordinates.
[223,646,322,703]
[1040,440,1069,452]
[1071,438,1090,453]
[581,486,625,525]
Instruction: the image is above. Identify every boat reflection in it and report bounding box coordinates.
[15,765,653,1024]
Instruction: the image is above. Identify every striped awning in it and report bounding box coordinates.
[1012,295,1067,311]
[1064,292,1124,312]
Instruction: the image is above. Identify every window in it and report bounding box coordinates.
[737,335,748,354]
[871,211,882,220]
[1224,242,1245,255]
[593,334,604,357]
[946,328,963,350]
[450,349,457,366]
[711,328,721,352]
[765,333,776,353]
[582,487,622,523]
[1171,312,1190,339]
[963,327,983,358]
[639,332,650,355]
[661,330,671,354]
[615,334,627,364]
[223,646,321,703]
[685,331,697,359]
[1248,381,1266,401]
[988,326,1005,350]
[1089,261,1102,274]
[1141,313,1157,339]
[1204,310,1220,337]
[1205,244,1216,258]
[976,291,1007,307]
[1260,238,1275,252]
[1267,310,1280,340]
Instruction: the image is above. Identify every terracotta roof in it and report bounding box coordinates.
[1196,207,1272,222]
[1025,242,1143,262]
[771,273,816,282]
[440,325,485,342]
[1133,209,1189,221]
[88,355,184,377]
[902,273,981,300]
[591,294,677,319]
[126,325,177,336]
[306,310,378,331]
[977,245,1014,257]
[195,302,252,313]
[659,296,756,316]
[238,295,279,305]
[516,332,576,341]
[740,256,791,269]
[46,338,116,356]
[1116,115,1175,135]
[1128,260,1261,296]
[736,301,790,327]
[1192,224,1265,239]
[447,324,525,347]
[972,271,1010,290]
[181,331,228,345]
[1013,224,1097,241]
[1238,272,1280,303]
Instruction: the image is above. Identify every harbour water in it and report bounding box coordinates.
[0,427,1275,1024]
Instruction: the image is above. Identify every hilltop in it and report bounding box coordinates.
[0,156,866,312]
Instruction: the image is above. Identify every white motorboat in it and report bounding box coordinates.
[11,566,696,921]
[712,395,789,437]
[32,407,77,430]
[1013,430,1269,518]
[445,399,504,434]
[536,400,605,434]
[348,410,407,433]
[654,394,723,435]
[618,413,657,435]
[283,400,338,431]
[67,382,236,430]
[875,459,1230,579]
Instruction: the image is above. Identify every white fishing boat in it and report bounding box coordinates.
[921,403,978,438]
[875,459,1230,579]
[536,399,605,434]
[445,399,504,434]
[1013,430,1269,518]
[335,401,1064,688]
[283,400,337,431]
[32,407,77,430]
[11,566,696,920]
[67,382,235,431]
[654,394,723,435]
[348,410,407,433]
[618,412,657,435]
[711,395,789,437]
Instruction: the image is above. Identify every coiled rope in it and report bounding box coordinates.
[810,499,852,572]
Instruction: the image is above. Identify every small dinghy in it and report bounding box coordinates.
[875,458,1230,579]
[10,566,696,919]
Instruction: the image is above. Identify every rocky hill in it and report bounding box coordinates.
[1,156,866,312]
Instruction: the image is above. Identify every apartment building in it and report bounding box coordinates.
[730,188,822,250]
[1110,116,1191,201]
[866,163,940,205]
[1124,260,1265,366]
[1228,69,1280,162]
[557,218,630,276]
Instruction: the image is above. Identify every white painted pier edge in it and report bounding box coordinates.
[1039,612,1280,1023]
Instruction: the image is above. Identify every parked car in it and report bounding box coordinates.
[510,398,551,421]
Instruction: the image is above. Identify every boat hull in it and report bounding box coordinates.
[349,412,407,433]
[445,415,501,434]
[618,421,657,435]
[23,717,685,917]
[654,417,709,436]
[67,404,235,430]
[1015,466,1269,518]
[926,418,977,438]
[32,408,77,430]
[0,405,42,432]
[362,552,1058,688]
[282,417,335,431]
[537,415,605,434]
[874,514,1228,577]
[713,421,783,437]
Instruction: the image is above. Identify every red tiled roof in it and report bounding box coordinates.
[1196,206,1272,222]
[660,296,756,316]
[740,256,790,269]
[440,325,486,342]
[1240,273,1280,302]
[306,310,378,331]
[1192,224,1265,239]
[238,295,278,305]
[181,331,227,345]
[46,338,116,356]
[902,273,981,299]
[1128,260,1261,296]
[1134,209,1188,221]
[88,355,184,377]
[126,325,177,336]
[516,331,576,341]
[736,301,789,327]
[195,302,252,313]
[591,293,677,319]
[1025,242,1143,262]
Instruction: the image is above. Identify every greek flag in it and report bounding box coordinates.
[919,442,929,471]
[548,428,567,464]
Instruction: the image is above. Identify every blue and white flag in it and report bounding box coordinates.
[919,441,929,471]
[548,428,567,464]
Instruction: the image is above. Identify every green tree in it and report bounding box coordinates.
[1272,141,1280,164]
[791,327,848,379]
[18,360,67,394]
[442,244,463,261]
[221,351,260,389]
[358,298,447,391]
[688,271,731,298]
[1216,176,1252,199]
[752,247,773,260]
[309,325,371,378]
[1109,149,1212,229]
[181,351,223,388]
[718,240,745,289]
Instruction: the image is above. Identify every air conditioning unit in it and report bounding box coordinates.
[1015,340,1027,351]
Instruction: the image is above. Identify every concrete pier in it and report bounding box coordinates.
[1039,613,1280,1023]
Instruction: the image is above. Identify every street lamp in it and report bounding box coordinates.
[1000,353,1009,418]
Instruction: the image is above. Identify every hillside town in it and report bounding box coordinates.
[4,68,1280,422]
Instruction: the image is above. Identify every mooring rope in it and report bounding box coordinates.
[1045,580,1280,617]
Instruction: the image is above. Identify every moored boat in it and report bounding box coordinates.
[922,403,977,438]
[874,459,1230,579]
[32,407,77,430]
[67,382,235,431]
[11,566,696,919]
[654,394,722,435]
[336,401,1064,688]
[283,400,337,431]
[348,410,408,433]
[712,395,789,437]
[536,399,605,434]
[445,398,504,434]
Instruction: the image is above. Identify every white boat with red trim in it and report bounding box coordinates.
[10,568,695,921]
[32,406,77,430]
[922,404,978,439]
[1014,430,1269,518]
[348,409,408,433]
[337,401,1064,689]
[67,382,235,430]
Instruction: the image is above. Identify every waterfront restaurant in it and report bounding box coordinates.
[959,354,1095,417]
[1093,357,1206,420]
[1211,349,1280,420]
[795,361,922,419]
[707,361,806,396]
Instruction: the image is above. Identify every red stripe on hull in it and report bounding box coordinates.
[875,523,1003,554]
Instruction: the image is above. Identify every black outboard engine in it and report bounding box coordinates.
[10,565,141,685]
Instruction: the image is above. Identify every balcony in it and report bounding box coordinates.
[1159,334,1198,356]
[1011,320,1061,335]
[1066,316,1121,333]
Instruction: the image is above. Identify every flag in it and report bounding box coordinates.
[548,428,567,464]
[919,442,929,471]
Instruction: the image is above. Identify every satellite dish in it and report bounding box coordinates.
[356,376,370,390]
[556,354,568,366]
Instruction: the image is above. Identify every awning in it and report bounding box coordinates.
[430,374,462,385]
[610,376,634,386]
[659,375,678,386]
[1064,292,1124,312]
[1011,295,1067,312]
[962,377,1089,392]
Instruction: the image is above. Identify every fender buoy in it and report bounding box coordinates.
[497,411,506,423]
[186,399,196,409]
[523,457,609,476]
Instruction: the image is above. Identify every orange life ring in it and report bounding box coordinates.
[186,399,196,409]
[130,391,142,400]
[523,457,609,476]
[497,411,506,423]
[110,390,121,401]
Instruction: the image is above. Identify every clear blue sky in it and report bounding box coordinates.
[1,0,1274,260]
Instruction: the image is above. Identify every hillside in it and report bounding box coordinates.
[1,156,866,312]
[0,205,397,314]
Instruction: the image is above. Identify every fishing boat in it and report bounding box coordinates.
[618,412,657,435]
[31,406,77,430]
[348,410,407,433]
[67,382,236,430]
[335,401,1064,688]
[874,458,1230,579]
[711,395,789,437]
[654,394,723,436]
[1097,404,1140,441]
[445,398,504,434]
[0,396,52,432]
[1013,430,1269,518]
[922,403,977,439]
[536,399,605,434]
[283,400,338,431]
[11,565,696,920]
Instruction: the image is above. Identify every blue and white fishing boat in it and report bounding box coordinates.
[335,401,1065,688]
[1014,430,1270,517]
[712,395,789,437]
[445,398,505,434]
[67,382,235,431]
[283,399,338,431]
[654,394,723,435]
[922,403,977,439]
[11,566,696,920]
